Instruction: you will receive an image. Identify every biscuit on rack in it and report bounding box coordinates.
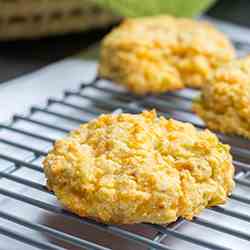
[43,110,234,224]
[193,56,250,139]
[99,16,235,94]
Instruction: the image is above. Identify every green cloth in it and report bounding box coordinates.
[94,0,216,17]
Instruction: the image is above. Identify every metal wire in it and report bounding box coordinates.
[0,210,111,250]
[0,225,67,250]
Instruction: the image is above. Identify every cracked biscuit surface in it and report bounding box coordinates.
[43,111,234,224]
[99,16,235,94]
[193,56,250,139]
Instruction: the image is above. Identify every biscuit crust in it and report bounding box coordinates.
[99,16,235,94]
[193,56,250,138]
[43,111,234,224]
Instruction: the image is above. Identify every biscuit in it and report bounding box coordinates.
[99,16,235,94]
[193,56,250,139]
[43,110,234,224]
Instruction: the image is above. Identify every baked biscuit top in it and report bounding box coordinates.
[43,110,234,224]
[103,16,233,57]
[201,56,250,116]
[99,16,235,93]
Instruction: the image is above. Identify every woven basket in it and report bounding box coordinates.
[0,0,117,40]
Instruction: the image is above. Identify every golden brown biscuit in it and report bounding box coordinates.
[43,110,234,224]
[193,56,250,139]
[99,16,235,94]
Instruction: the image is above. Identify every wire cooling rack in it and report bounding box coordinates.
[1,22,250,250]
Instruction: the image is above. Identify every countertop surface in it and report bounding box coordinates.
[0,59,96,123]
